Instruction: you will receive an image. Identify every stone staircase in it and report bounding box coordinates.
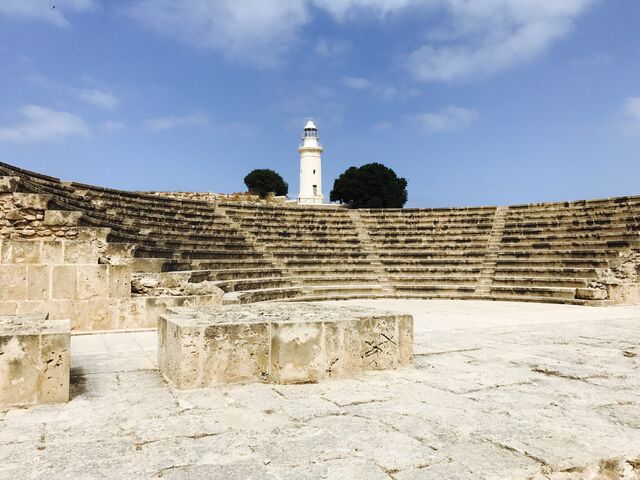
[475,206,507,295]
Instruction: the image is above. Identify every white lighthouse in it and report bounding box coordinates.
[298,119,324,205]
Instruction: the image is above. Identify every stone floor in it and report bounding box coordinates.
[1,300,640,480]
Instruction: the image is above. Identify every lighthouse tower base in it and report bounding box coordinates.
[298,194,324,205]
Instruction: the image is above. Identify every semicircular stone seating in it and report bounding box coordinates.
[1,161,639,321]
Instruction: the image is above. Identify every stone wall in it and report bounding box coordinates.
[143,191,288,205]
[0,191,81,240]
[597,249,640,304]
[0,236,222,331]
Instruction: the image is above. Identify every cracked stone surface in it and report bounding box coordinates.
[1,300,639,479]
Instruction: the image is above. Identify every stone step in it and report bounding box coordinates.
[489,285,577,299]
[380,251,487,258]
[389,276,479,285]
[385,266,482,274]
[501,225,639,235]
[160,259,277,272]
[393,284,477,295]
[496,258,609,268]
[493,266,599,278]
[491,276,589,288]
[381,258,484,266]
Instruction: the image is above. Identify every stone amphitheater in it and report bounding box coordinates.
[1,161,639,479]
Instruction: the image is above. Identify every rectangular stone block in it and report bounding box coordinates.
[158,317,205,389]
[202,322,270,385]
[41,241,63,264]
[0,301,18,315]
[0,315,70,407]
[27,265,50,300]
[77,265,108,300]
[271,321,324,384]
[159,303,414,389]
[322,320,364,379]
[397,315,414,366]
[52,265,77,299]
[0,265,27,301]
[108,265,131,298]
[13,193,49,210]
[359,315,401,371]
[1,240,40,264]
[63,240,98,264]
[43,210,82,227]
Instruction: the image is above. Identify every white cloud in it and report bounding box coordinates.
[412,106,478,134]
[101,120,125,132]
[126,0,593,79]
[623,97,640,135]
[315,38,352,57]
[0,0,95,28]
[405,0,594,82]
[372,121,392,131]
[76,88,119,110]
[0,105,90,142]
[343,76,418,101]
[343,76,372,89]
[144,113,209,131]
[127,0,309,68]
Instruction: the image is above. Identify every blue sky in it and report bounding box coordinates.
[0,0,638,207]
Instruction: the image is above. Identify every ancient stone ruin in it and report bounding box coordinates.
[1,161,639,477]
[1,161,639,338]
[1,160,640,399]
[159,303,413,388]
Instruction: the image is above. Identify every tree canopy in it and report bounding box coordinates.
[330,163,408,209]
[244,169,288,198]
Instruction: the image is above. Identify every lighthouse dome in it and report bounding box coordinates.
[304,119,317,130]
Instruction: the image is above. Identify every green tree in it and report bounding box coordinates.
[244,169,288,198]
[330,163,408,208]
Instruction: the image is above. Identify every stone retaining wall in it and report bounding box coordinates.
[0,191,81,240]
[0,237,222,331]
[142,191,287,205]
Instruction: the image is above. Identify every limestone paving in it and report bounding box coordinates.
[1,300,639,479]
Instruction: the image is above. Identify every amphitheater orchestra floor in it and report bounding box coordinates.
[2,300,640,480]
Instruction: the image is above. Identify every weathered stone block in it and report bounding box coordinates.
[0,176,20,192]
[576,288,608,300]
[159,303,414,388]
[607,283,640,305]
[0,265,27,301]
[322,319,364,379]
[1,240,40,264]
[203,322,270,385]
[26,265,50,300]
[360,315,401,370]
[108,265,131,298]
[0,314,70,407]
[41,241,63,264]
[63,240,98,263]
[52,265,77,299]
[13,193,49,210]
[43,210,82,227]
[271,321,324,384]
[77,265,108,300]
